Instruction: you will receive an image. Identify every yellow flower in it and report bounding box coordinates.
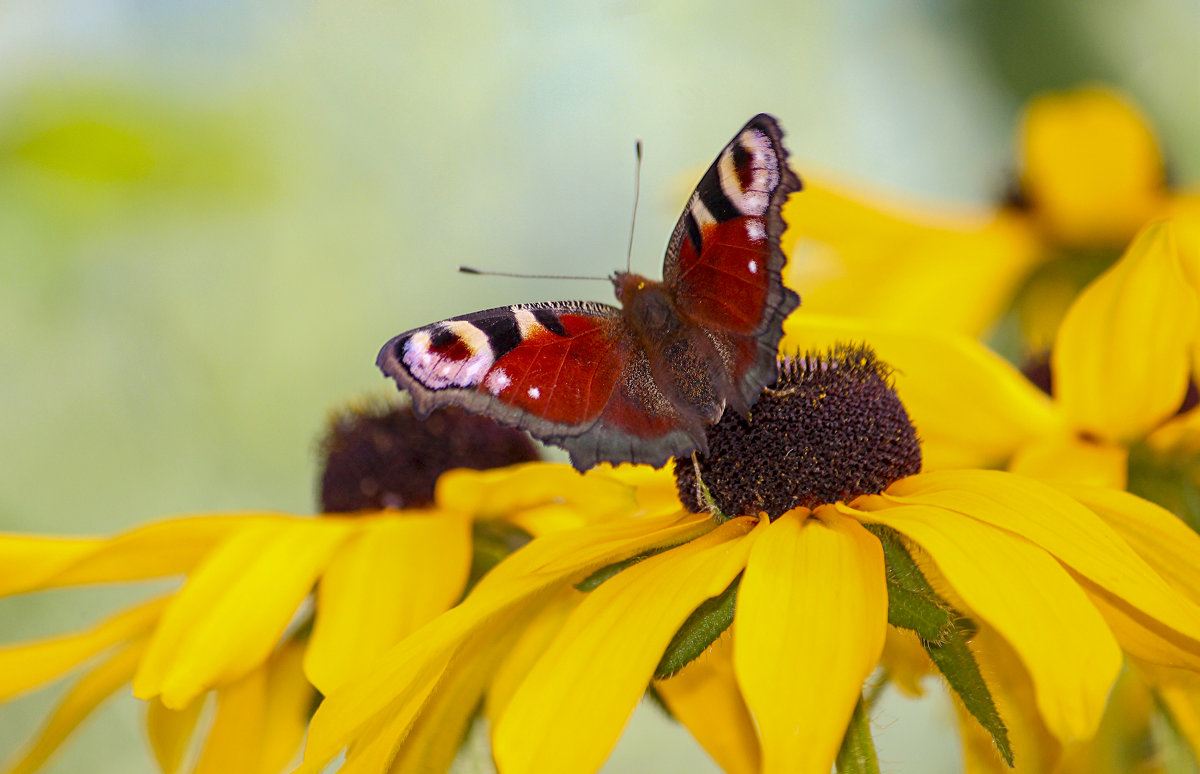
[292,348,1200,774]
[785,85,1200,346]
[0,402,643,774]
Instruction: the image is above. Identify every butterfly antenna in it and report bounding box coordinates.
[626,138,643,274]
[458,266,609,281]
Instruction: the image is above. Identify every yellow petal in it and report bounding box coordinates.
[1052,221,1198,441]
[3,638,146,774]
[849,498,1121,741]
[435,462,639,530]
[1083,585,1200,669]
[0,596,166,701]
[733,509,886,774]
[885,470,1200,655]
[1019,87,1164,246]
[654,633,760,774]
[0,515,286,596]
[339,611,523,774]
[146,696,206,774]
[133,518,353,708]
[0,536,99,596]
[493,516,762,774]
[593,464,684,517]
[181,642,313,774]
[296,511,714,773]
[485,587,581,727]
[305,513,471,695]
[192,664,267,774]
[387,620,522,774]
[783,180,1041,335]
[258,637,314,774]
[1061,485,1200,607]
[1008,433,1129,488]
[783,313,1060,469]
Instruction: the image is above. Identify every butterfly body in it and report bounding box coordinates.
[378,114,801,470]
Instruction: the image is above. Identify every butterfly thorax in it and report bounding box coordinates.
[612,271,680,335]
[611,270,735,434]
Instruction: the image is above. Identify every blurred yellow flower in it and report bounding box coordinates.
[785,219,1200,482]
[785,86,1200,347]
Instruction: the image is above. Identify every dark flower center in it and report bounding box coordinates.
[319,400,539,513]
[674,345,921,520]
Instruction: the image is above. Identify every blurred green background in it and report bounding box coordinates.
[1,1,1197,772]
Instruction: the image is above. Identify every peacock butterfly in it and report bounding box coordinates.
[377,114,801,470]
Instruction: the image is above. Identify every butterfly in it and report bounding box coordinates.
[377,114,801,471]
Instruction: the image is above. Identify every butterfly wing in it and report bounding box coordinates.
[377,302,703,469]
[663,113,802,409]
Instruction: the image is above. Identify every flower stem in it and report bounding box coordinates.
[835,694,880,774]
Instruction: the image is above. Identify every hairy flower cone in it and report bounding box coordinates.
[676,345,922,519]
[319,401,539,512]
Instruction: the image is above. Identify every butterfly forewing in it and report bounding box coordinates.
[663,113,801,404]
[378,302,625,430]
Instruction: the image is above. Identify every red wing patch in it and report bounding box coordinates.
[665,114,800,337]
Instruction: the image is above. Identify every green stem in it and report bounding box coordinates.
[835,694,880,774]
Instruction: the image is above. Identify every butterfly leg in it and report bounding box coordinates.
[690,450,721,516]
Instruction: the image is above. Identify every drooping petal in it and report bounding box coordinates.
[848,498,1121,742]
[1008,433,1128,489]
[654,633,760,774]
[296,511,714,774]
[782,180,1041,335]
[1052,221,1198,442]
[493,516,762,774]
[386,620,522,774]
[191,664,267,774]
[0,596,166,701]
[1082,585,1200,669]
[258,637,314,774]
[0,515,281,596]
[337,612,523,774]
[883,470,1200,661]
[187,639,313,774]
[486,587,582,727]
[782,313,1061,470]
[145,696,206,774]
[1059,485,1200,606]
[3,638,146,774]
[133,518,354,708]
[733,509,887,774]
[305,513,472,695]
